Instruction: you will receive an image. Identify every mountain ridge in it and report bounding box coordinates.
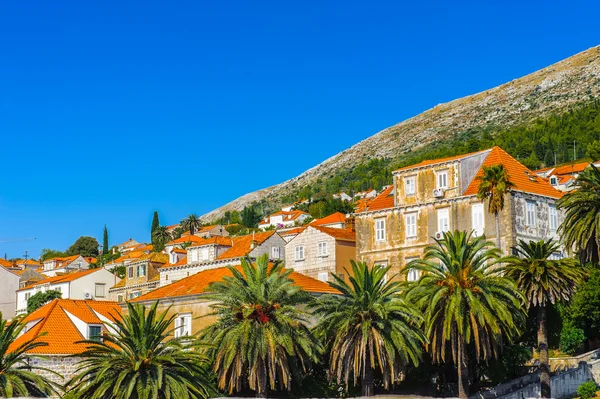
[200,45,600,222]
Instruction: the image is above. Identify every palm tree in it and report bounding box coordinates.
[65,302,214,399]
[311,261,426,396]
[405,231,525,399]
[505,239,586,398]
[0,314,60,397]
[152,225,172,252]
[557,164,600,264]
[181,214,202,236]
[199,254,320,397]
[477,164,515,248]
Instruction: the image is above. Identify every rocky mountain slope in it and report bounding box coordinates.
[200,45,600,222]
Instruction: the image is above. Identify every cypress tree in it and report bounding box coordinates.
[102,225,109,254]
[151,211,160,245]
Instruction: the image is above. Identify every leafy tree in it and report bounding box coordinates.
[558,165,600,264]
[152,226,172,252]
[560,326,585,355]
[505,239,586,398]
[65,302,214,399]
[308,201,327,219]
[311,261,426,396]
[0,314,61,397]
[565,267,600,341]
[39,248,67,262]
[113,265,126,279]
[577,381,598,399]
[102,225,109,255]
[240,205,262,228]
[66,236,100,258]
[27,290,63,313]
[172,226,185,240]
[405,231,525,399]
[181,214,201,235]
[476,344,532,386]
[151,211,160,246]
[476,164,515,248]
[199,255,320,397]
[586,139,600,161]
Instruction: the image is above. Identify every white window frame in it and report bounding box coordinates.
[407,269,420,282]
[95,283,106,298]
[436,171,448,189]
[375,219,386,242]
[405,213,417,238]
[128,267,134,279]
[137,264,146,278]
[174,313,192,338]
[437,208,450,233]
[295,245,305,261]
[272,246,280,259]
[317,241,328,257]
[88,325,103,341]
[549,205,558,231]
[550,176,557,186]
[526,201,537,227]
[317,272,328,282]
[471,203,485,236]
[201,248,209,261]
[405,176,416,195]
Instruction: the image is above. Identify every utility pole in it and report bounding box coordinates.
[554,152,557,166]
[23,250,29,262]
[574,140,576,161]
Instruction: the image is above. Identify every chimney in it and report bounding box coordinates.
[250,231,258,250]
[346,215,356,232]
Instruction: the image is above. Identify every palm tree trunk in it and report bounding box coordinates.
[458,337,469,399]
[256,358,268,398]
[538,305,551,398]
[495,213,501,249]
[362,354,375,396]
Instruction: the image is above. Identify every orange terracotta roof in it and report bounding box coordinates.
[171,247,187,254]
[394,149,487,172]
[311,212,347,226]
[164,255,188,268]
[0,258,14,268]
[362,185,395,212]
[111,278,126,289]
[16,259,41,266]
[198,224,220,232]
[551,161,595,176]
[131,264,339,302]
[18,268,105,291]
[165,234,208,246]
[134,252,169,264]
[463,147,563,198]
[117,238,139,248]
[187,236,234,248]
[8,299,121,355]
[278,227,306,236]
[310,225,356,242]
[216,231,276,260]
[354,198,373,213]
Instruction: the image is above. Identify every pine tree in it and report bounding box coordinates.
[102,225,109,255]
[151,211,160,245]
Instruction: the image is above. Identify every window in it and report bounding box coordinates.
[318,272,328,282]
[170,252,177,264]
[471,203,485,236]
[95,283,106,298]
[191,250,198,262]
[549,251,563,260]
[405,213,417,238]
[117,294,124,303]
[407,269,420,282]
[201,248,209,261]
[526,201,537,227]
[174,314,192,338]
[129,291,141,299]
[88,325,102,341]
[272,246,280,259]
[55,286,62,293]
[550,177,558,185]
[549,205,558,231]
[436,171,448,189]
[375,219,386,241]
[137,264,146,277]
[405,176,416,195]
[317,242,328,256]
[128,267,134,279]
[295,245,305,260]
[24,292,30,301]
[437,208,450,233]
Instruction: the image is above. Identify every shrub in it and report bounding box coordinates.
[560,325,586,355]
[577,381,597,399]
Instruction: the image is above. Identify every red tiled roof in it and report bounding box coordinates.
[216,231,277,260]
[16,259,41,266]
[164,255,188,268]
[311,212,346,226]
[0,258,14,268]
[165,234,208,246]
[463,147,563,198]
[310,225,356,242]
[18,268,106,291]
[171,248,187,254]
[8,299,121,355]
[187,236,233,248]
[131,264,339,302]
[362,185,394,212]
[278,227,306,236]
[552,161,595,176]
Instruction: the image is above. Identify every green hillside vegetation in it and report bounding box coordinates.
[279,99,600,205]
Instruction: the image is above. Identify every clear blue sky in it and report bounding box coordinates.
[0,0,598,259]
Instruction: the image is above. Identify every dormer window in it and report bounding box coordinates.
[170,252,177,264]
[436,171,448,189]
[550,176,558,185]
[88,325,102,341]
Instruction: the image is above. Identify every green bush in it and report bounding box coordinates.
[577,381,597,399]
[560,325,586,355]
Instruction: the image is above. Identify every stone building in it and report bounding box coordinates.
[285,225,356,282]
[8,299,121,389]
[108,252,168,302]
[41,254,96,277]
[0,263,20,319]
[159,231,286,285]
[355,146,564,280]
[130,262,339,335]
